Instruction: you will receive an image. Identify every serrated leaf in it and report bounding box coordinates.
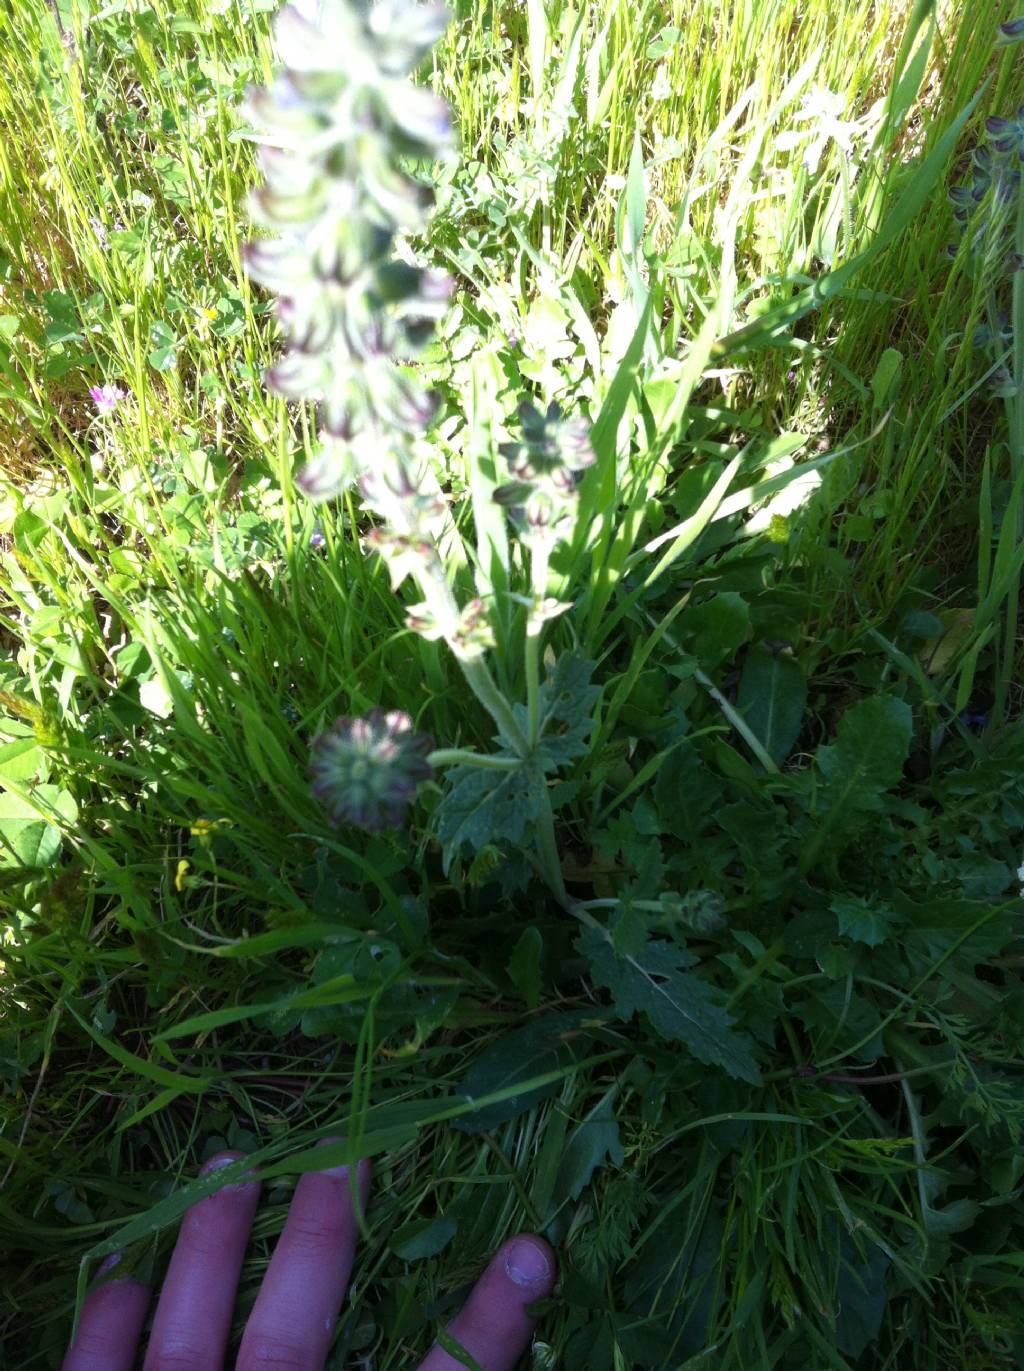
[535,651,600,772]
[737,644,807,764]
[832,895,897,948]
[435,763,541,873]
[578,927,761,1082]
[801,695,913,873]
[816,695,912,812]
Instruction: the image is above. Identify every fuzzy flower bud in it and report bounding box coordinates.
[310,708,434,831]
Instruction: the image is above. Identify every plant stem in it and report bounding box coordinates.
[525,629,540,748]
[525,539,550,748]
[459,656,530,755]
[534,787,568,907]
[427,748,521,770]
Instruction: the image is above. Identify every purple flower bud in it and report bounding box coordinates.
[997,15,1024,46]
[310,708,434,832]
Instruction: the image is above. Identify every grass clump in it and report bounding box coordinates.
[1,0,1024,1367]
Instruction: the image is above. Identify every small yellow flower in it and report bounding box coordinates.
[195,305,219,339]
[174,859,191,892]
[189,817,233,848]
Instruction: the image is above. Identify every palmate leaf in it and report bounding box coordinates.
[577,926,761,1083]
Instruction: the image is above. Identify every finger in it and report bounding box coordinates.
[63,1255,151,1371]
[237,1145,371,1371]
[142,1150,261,1371]
[415,1234,556,1371]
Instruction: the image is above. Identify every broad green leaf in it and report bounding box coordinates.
[391,1213,457,1261]
[453,1011,597,1134]
[832,895,896,948]
[690,591,750,669]
[435,764,541,873]
[816,695,912,811]
[800,695,912,874]
[0,737,43,787]
[0,784,77,868]
[535,651,600,771]
[737,645,807,765]
[508,927,543,1009]
[578,928,761,1083]
[834,1242,889,1358]
[553,1094,624,1204]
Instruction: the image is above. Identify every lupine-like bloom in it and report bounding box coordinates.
[90,383,126,414]
[241,0,457,505]
[310,708,434,830]
[986,109,1024,162]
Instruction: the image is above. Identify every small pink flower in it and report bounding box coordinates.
[90,384,126,415]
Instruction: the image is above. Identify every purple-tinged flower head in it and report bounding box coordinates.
[310,707,433,831]
[973,312,1011,349]
[986,108,1024,161]
[996,15,1024,46]
[90,383,126,415]
[990,365,1019,398]
[310,523,326,548]
[494,399,596,547]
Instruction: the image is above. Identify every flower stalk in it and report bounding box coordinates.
[244,0,596,900]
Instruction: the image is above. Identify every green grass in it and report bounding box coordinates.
[1,0,1024,1366]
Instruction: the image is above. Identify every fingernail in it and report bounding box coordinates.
[200,1152,253,1191]
[315,1136,350,1178]
[504,1237,553,1289]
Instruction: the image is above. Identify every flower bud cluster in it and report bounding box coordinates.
[493,399,597,550]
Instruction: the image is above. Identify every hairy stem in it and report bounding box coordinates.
[459,656,530,755]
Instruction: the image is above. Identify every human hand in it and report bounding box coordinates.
[63,1143,557,1371]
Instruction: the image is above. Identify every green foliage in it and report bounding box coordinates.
[578,925,762,1083]
[0,0,1023,1368]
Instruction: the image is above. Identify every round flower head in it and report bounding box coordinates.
[310,708,434,830]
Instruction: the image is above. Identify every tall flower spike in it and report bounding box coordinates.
[242,0,457,503]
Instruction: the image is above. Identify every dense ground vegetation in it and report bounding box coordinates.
[1,0,1024,1365]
